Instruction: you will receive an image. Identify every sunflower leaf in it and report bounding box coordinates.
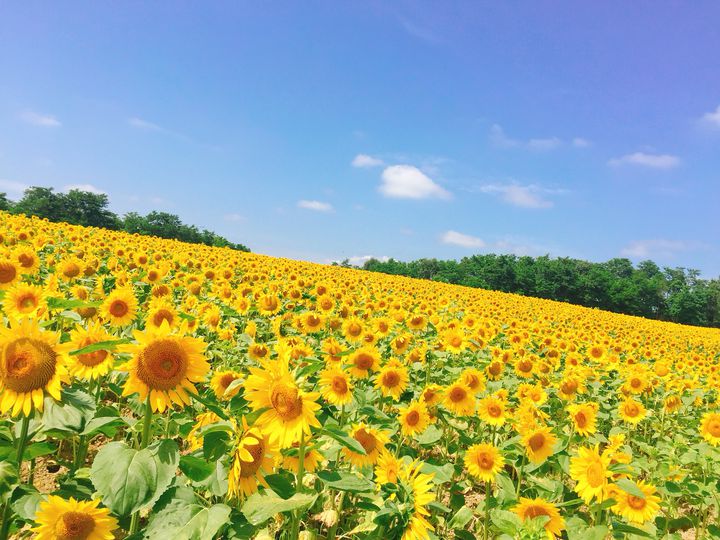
[241,491,317,526]
[318,425,367,455]
[69,338,132,355]
[615,478,646,499]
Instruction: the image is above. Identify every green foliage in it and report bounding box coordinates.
[4,186,249,252]
[362,254,720,327]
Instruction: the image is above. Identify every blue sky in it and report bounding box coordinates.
[1,2,719,276]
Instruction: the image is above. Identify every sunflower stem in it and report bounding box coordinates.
[515,452,526,498]
[0,415,32,540]
[290,431,307,540]
[129,396,153,535]
[484,481,491,540]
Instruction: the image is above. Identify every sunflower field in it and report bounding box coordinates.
[0,212,719,540]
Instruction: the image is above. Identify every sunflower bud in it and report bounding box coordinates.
[302,472,317,489]
[317,509,338,528]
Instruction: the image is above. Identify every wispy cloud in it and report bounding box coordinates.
[441,230,485,248]
[620,239,695,258]
[297,199,334,212]
[608,152,680,169]
[0,179,29,197]
[379,165,451,200]
[489,124,585,151]
[336,255,390,266]
[399,18,441,43]
[64,183,105,195]
[476,183,560,209]
[128,117,163,131]
[224,213,246,222]
[700,105,720,129]
[20,110,61,127]
[352,154,384,168]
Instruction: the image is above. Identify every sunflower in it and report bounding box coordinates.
[187,411,223,450]
[244,358,321,448]
[67,321,115,380]
[569,445,611,504]
[32,495,118,540]
[13,247,40,275]
[477,396,507,426]
[612,480,661,524]
[343,423,389,467]
[374,359,409,401]
[0,258,21,289]
[0,319,71,416]
[146,300,178,329]
[460,367,486,395]
[57,257,84,280]
[228,418,278,499]
[375,450,402,485]
[100,287,138,327]
[398,400,430,437]
[319,367,354,406]
[348,347,379,379]
[210,369,243,400]
[443,381,475,416]
[296,311,325,334]
[700,411,720,446]
[399,460,435,540]
[512,497,565,539]
[248,342,270,362]
[420,384,443,406]
[521,425,558,464]
[567,402,598,436]
[119,321,209,413]
[618,398,647,424]
[283,440,324,474]
[342,317,365,342]
[485,360,505,381]
[465,443,504,483]
[441,328,467,354]
[2,282,46,320]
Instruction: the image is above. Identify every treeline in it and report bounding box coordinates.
[358,255,720,328]
[0,187,249,252]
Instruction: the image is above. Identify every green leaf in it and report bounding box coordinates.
[144,500,231,540]
[491,509,522,535]
[179,455,215,482]
[317,470,374,493]
[47,297,102,310]
[91,439,179,516]
[615,478,645,499]
[81,416,126,437]
[23,442,56,460]
[448,505,473,529]
[414,424,442,446]
[319,426,366,455]
[495,472,517,504]
[69,338,132,356]
[41,388,96,433]
[203,430,230,462]
[611,521,655,538]
[0,461,19,501]
[419,462,454,484]
[241,491,317,526]
[263,473,295,499]
[11,490,44,521]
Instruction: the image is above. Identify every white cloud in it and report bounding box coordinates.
[490,124,579,151]
[379,165,451,200]
[224,213,245,222]
[441,230,486,249]
[20,110,61,127]
[128,117,163,131]
[346,255,390,266]
[608,152,680,169]
[63,183,105,195]
[489,124,519,148]
[0,179,29,197]
[620,239,690,258]
[297,199,334,212]
[527,137,562,151]
[352,154,384,168]
[572,137,591,148]
[700,105,720,128]
[478,183,555,209]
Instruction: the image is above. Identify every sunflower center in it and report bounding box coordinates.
[354,428,377,453]
[153,309,174,327]
[488,403,502,417]
[109,300,129,318]
[2,338,57,393]
[239,437,265,477]
[220,373,237,389]
[18,253,34,268]
[478,453,494,470]
[331,376,348,394]
[347,323,362,337]
[528,433,546,452]
[406,410,420,426]
[449,386,467,403]
[561,380,577,394]
[136,339,188,390]
[524,505,550,519]
[625,403,639,417]
[306,315,321,328]
[518,360,533,373]
[63,264,81,278]
[575,412,588,428]
[0,262,17,284]
[77,347,109,368]
[707,419,720,437]
[354,353,373,370]
[382,370,400,388]
[586,462,605,487]
[270,383,303,421]
[450,336,462,348]
[54,511,95,540]
[488,362,502,376]
[17,293,39,311]
[627,495,646,510]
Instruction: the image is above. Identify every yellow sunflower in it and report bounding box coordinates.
[700,411,720,446]
[374,359,409,401]
[0,319,71,416]
[119,321,209,412]
[420,384,443,406]
[343,423,389,467]
[13,247,40,275]
[319,367,354,406]
[187,411,223,451]
[521,425,558,464]
[512,497,565,539]
[443,381,475,416]
[282,441,323,474]
[464,443,504,483]
[460,367,486,395]
[228,418,278,499]
[612,480,661,524]
[244,357,321,448]
[567,402,598,436]
[398,400,430,437]
[477,396,507,426]
[618,398,647,424]
[67,320,115,380]
[569,445,611,504]
[32,495,118,540]
[399,460,435,540]
[210,369,243,400]
[0,258,21,289]
[146,300,178,329]
[348,347,379,379]
[100,287,138,327]
[2,282,46,320]
[375,450,402,485]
